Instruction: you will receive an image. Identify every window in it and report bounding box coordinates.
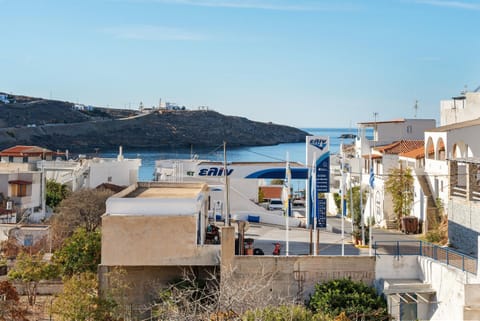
[9,180,31,197]
[24,234,33,247]
[407,125,413,133]
[11,184,27,197]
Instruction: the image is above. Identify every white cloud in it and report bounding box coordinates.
[102,25,206,41]
[121,0,355,11]
[415,0,480,10]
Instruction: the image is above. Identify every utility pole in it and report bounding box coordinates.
[223,141,230,226]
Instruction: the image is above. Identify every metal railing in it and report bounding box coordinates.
[374,240,477,275]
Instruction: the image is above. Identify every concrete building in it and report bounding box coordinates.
[0,146,55,223]
[0,145,140,223]
[356,118,436,158]
[352,119,436,228]
[0,94,10,104]
[39,146,141,192]
[440,88,480,126]
[99,181,218,305]
[423,118,480,255]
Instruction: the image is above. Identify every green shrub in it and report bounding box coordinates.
[242,305,332,321]
[308,278,389,321]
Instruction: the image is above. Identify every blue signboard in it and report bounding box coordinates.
[307,136,330,228]
[316,152,330,193]
[317,198,327,228]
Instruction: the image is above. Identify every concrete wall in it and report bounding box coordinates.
[376,254,480,321]
[441,92,480,126]
[98,265,217,305]
[102,215,220,266]
[418,256,479,321]
[225,256,376,304]
[373,119,435,144]
[13,280,63,295]
[464,283,480,320]
[88,158,140,188]
[448,199,480,256]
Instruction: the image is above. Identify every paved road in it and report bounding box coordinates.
[238,215,422,256]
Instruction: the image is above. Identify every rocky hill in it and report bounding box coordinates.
[0,93,309,152]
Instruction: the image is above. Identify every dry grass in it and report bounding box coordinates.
[19,295,55,321]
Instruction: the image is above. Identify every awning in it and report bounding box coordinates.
[382,279,437,304]
[8,180,32,185]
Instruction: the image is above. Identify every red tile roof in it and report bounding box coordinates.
[375,140,424,155]
[400,146,425,159]
[0,145,56,157]
[260,186,282,200]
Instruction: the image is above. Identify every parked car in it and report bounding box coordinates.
[293,198,305,207]
[268,199,283,211]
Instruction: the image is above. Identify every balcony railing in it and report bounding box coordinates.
[374,240,477,275]
[452,186,467,198]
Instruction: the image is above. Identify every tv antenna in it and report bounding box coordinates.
[414,100,418,118]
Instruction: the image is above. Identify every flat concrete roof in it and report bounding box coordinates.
[122,182,207,199]
[126,186,203,199]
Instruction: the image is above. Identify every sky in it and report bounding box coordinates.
[1,0,479,128]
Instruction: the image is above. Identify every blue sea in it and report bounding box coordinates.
[98,128,359,181]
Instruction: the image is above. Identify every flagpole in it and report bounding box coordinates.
[369,112,378,255]
[341,139,345,256]
[313,152,317,256]
[285,152,290,256]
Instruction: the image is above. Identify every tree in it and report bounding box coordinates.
[8,252,60,306]
[384,165,414,229]
[0,280,28,321]
[308,278,389,321]
[50,188,114,249]
[50,271,117,321]
[53,228,101,277]
[346,186,368,243]
[46,179,70,210]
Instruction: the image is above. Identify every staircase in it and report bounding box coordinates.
[415,168,439,232]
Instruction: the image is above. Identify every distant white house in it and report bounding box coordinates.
[0,94,10,104]
[0,145,141,224]
[73,104,94,111]
[40,146,141,192]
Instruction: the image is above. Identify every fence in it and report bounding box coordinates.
[374,240,478,275]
